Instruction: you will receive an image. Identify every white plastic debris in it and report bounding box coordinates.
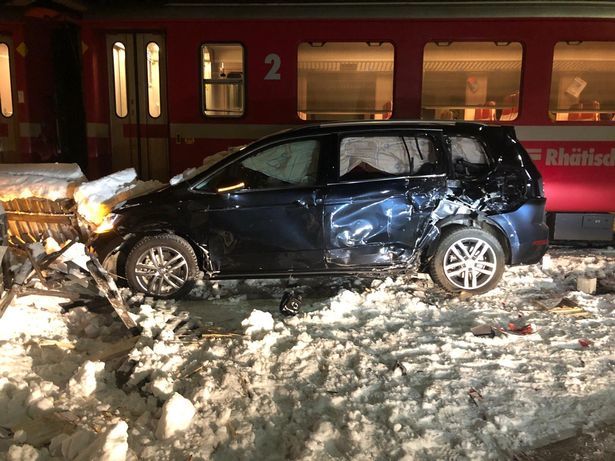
[155,393,196,440]
[577,276,597,294]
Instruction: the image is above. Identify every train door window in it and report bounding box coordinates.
[0,43,13,117]
[146,42,161,118]
[202,44,244,117]
[549,42,615,122]
[112,42,128,117]
[421,42,522,122]
[297,42,394,121]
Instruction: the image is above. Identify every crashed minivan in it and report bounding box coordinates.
[92,121,549,298]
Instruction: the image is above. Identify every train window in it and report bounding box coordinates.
[146,42,161,118]
[297,42,394,121]
[112,42,128,118]
[549,42,615,122]
[421,42,522,122]
[202,44,244,117]
[0,43,13,117]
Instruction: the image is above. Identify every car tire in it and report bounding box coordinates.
[126,234,198,299]
[429,227,505,294]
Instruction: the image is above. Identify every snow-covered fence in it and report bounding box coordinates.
[1,197,87,244]
[0,163,87,244]
[0,164,161,245]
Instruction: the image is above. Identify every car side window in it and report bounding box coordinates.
[198,139,320,192]
[449,136,490,177]
[339,135,438,181]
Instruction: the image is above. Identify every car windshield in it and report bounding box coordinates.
[169,145,246,185]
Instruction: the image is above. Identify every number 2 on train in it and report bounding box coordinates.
[264,53,281,80]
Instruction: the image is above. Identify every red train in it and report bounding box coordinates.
[1,1,615,241]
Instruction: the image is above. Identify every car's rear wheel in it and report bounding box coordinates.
[126,234,198,299]
[429,227,505,294]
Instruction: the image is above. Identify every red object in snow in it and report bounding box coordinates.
[578,338,592,348]
[507,322,534,335]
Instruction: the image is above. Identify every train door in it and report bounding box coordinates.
[0,36,18,163]
[106,33,168,180]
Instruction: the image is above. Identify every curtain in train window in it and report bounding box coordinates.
[202,44,244,117]
[297,42,394,121]
[146,42,161,118]
[0,43,13,117]
[112,42,128,117]
[549,42,615,122]
[421,42,522,122]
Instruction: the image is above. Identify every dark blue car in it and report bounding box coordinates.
[92,121,549,298]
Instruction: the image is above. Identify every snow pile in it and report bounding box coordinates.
[155,393,196,440]
[0,246,613,459]
[68,361,106,398]
[241,309,275,336]
[73,168,163,225]
[0,164,163,228]
[0,163,85,202]
[50,421,129,461]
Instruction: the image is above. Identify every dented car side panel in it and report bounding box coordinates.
[324,176,447,268]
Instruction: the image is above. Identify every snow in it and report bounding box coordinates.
[155,393,196,440]
[241,310,275,336]
[73,168,138,224]
[0,163,85,202]
[0,246,614,459]
[0,164,163,228]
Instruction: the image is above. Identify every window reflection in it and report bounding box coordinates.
[0,43,13,118]
[297,42,394,121]
[421,42,522,122]
[112,42,128,117]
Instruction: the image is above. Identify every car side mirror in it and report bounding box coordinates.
[217,181,246,193]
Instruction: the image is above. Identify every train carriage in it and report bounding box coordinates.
[1,1,615,241]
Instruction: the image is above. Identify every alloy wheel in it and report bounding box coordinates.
[134,245,189,296]
[442,237,498,290]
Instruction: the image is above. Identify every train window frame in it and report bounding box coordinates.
[420,40,524,123]
[146,41,162,119]
[200,42,246,118]
[296,41,396,122]
[0,42,14,118]
[548,41,615,124]
[111,41,129,119]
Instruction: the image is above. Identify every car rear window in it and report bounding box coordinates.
[339,135,438,180]
[449,136,490,176]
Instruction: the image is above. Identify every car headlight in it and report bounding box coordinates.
[94,213,119,234]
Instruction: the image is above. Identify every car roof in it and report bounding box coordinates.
[249,120,500,149]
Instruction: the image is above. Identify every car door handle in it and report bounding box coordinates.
[294,199,309,208]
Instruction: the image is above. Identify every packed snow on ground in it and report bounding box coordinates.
[0,246,614,460]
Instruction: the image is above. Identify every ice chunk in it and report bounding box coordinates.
[155,393,196,440]
[69,361,106,398]
[72,421,129,461]
[241,310,275,336]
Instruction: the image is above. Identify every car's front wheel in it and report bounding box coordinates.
[125,234,198,299]
[429,227,505,294]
